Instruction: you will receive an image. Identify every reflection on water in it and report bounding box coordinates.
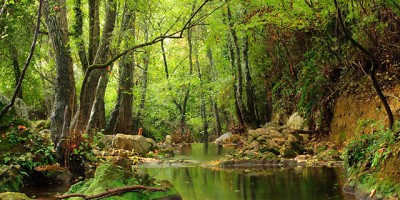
[143,166,354,200]
[170,143,231,163]
[142,143,355,200]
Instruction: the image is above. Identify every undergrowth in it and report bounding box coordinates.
[343,119,400,199]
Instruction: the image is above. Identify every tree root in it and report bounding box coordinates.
[55,185,165,199]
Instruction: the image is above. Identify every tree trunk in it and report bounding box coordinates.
[228,39,244,127]
[195,45,208,143]
[86,0,117,133]
[73,0,117,133]
[73,0,88,71]
[88,0,100,65]
[207,48,222,136]
[242,35,259,129]
[226,2,248,128]
[10,45,22,99]
[43,0,76,145]
[134,20,150,133]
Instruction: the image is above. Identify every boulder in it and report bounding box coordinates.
[215,132,232,144]
[0,165,22,192]
[0,95,28,128]
[13,98,28,119]
[249,128,282,139]
[279,145,297,158]
[146,138,157,148]
[100,135,115,147]
[112,134,153,156]
[287,112,308,130]
[64,163,182,200]
[0,192,32,200]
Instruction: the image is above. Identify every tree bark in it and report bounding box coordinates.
[207,48,222,136]
[10,45,22,99]
[73,0,88,71]
[242,34,259,129]
[86,0,117,133]
[43,0,76,145]
[73,0,117,133]
[225,2,249,128]
[134,19,150,133]
[88,0,100,65]
[227,38,244,127]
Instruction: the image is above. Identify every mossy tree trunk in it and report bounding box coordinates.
[43,0,76,145]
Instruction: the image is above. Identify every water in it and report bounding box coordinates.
[141,143,355,200]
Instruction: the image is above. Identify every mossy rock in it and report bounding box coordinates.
[279,145,297,158]
[0,165,23,192]
[0,192,32,200]
[317,149,341,161]
[65,163,181,200]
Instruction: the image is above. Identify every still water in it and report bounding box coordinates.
[141,143,355,200]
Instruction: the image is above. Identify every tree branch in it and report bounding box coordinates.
[55,185,165,199]
[77,0,213,99]
[334,0,394,129]
[0,0,43,120]
[0,0,6,18]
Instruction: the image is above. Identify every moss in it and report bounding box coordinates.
[0,192,32,200]
[65,163,181,200]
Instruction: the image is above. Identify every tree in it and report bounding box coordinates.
[43,0,76,148]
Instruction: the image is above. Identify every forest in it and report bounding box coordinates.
[0,0,400,199]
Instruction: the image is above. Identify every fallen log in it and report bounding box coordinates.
[55,185,165,199]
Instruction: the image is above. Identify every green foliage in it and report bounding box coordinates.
[343,120,400,198]
[0,128,56,176]
[344,120,396,170]
[297,51,327,121]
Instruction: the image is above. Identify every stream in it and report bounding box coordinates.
[21,143,355,200]
[141,143,355,200]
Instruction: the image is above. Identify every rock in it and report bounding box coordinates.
[317,149,342,161]
[261,152,278,160]
[158,147,174,158]
[13,98,28,119]
[34,164,74,185]
[100,135,115,147]
[287,112,308,130]
[246,136,254,143]
[299,134,310,143]
[215,132,232,144]
[112,134,153,156]
[0,192,32,200]
[247,140,260,150]
[244,150,257,158]
[165,135,172,144]
[248,129,261,138]
[279,145,297,158]
[272,112,289,125]
[264,122,281,129]
[0,95,28,128]
[146,138,157,148]
[65,163,182,200]
[295,155,311,162]
[0,165,22,192]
